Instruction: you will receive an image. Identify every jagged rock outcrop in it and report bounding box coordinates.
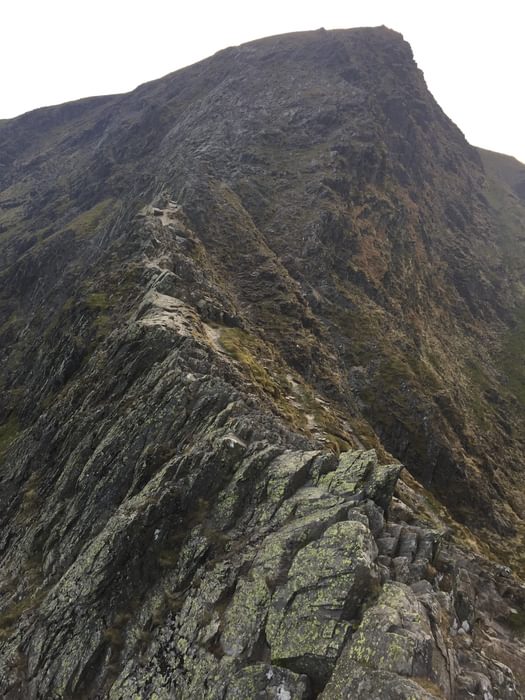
[0,26,525,698]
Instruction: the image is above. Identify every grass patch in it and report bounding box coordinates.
[323,432,352,455]
[67,198,115,238]
[103,627,124,648]
[500,306,525,406]
[84,292,113,339]
[507,610,525,637]
[220,328,282,396]
[93,314,112,338]
[0,417,20,458]
[218,326,306,427]
[0,588,46,641]
[85,292,111,310]
[217,325,362,449]
[413,677,446,698]
[16,472,41,521]
[463,358,493,427]
[483,174,525,273]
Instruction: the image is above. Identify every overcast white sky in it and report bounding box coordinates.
[1,0,524,162]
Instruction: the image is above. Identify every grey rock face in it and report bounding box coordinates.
[225,664,311,700]
[266,520,378,686]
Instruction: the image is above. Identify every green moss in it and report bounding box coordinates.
[382,355,411,386]
[216,325,361,449]
[465,358,490,389]
[83,292,113,339]
[328,302,382,364]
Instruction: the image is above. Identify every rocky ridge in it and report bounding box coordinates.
[0,26,525,698]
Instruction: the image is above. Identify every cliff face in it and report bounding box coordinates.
[1,27,525,699]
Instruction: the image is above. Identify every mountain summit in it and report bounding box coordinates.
[1,27,525,699]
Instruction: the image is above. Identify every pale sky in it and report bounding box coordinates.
[1,0,524,163]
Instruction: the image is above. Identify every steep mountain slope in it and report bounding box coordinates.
[0,27,525,699]
[479,148,525,204]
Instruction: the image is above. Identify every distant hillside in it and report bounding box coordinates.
[478,147,525,203]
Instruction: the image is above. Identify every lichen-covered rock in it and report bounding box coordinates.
[321,582,443,698]
[317,450,401,511]
[261,451,320,521]
[221,575,272,657]
[266,520,378,686]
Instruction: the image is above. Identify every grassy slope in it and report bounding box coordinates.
[478,147,525,203]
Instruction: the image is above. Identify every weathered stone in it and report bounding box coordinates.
[397,528,418,561]
[361,500,385,536]
[346,510,370,527]
[260,450,320,524]
[266,521,378,686]
[392,556,411,583]
[317,451,401,512]
[454,567,476,626]
[320,659,442,699]
[363,463,403,511]
[221,575,271,657]
[317,450,374,498]
[321,582,442,698]
[377,535,399,557]
[225,663,311,700]
[416,531,439,561]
